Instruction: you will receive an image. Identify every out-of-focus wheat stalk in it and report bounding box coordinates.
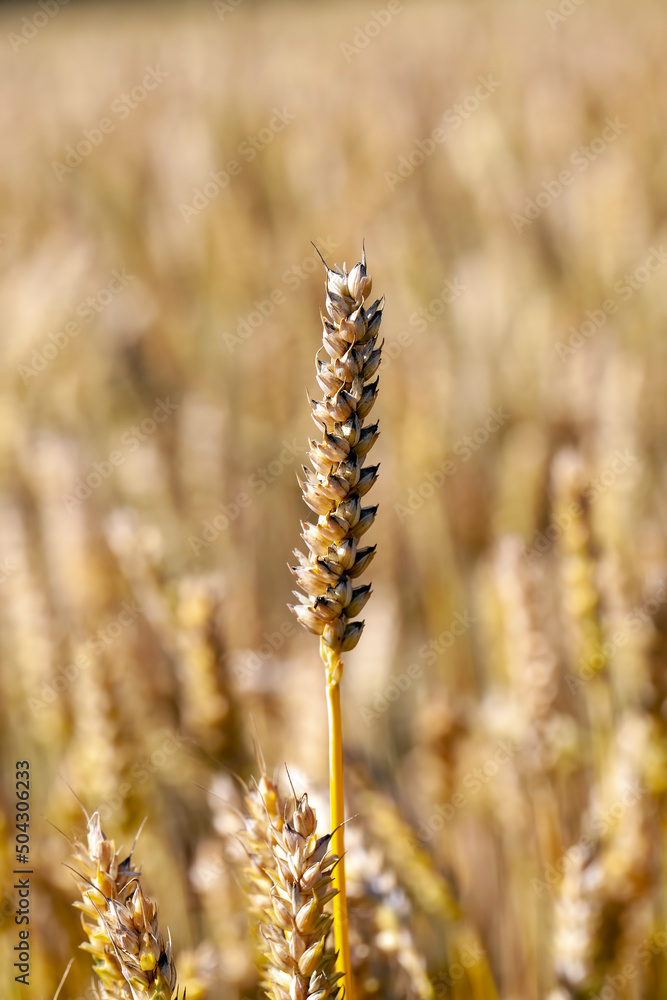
[552,449,614,769]
[289,248,382,998]
[71,811,178,1000]
[353,784,499,1000]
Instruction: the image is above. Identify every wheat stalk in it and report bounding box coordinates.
[288,246,382,999]
[71,811,178,1000]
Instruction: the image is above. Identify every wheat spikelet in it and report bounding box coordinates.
[288,247,382,661]
[72,811,178,1000]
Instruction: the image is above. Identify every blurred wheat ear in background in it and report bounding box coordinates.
[289,248,382,998]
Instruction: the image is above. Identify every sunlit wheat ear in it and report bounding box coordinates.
[236,767,341,1000]
[71,811,178,1000]
[288,246,382,660]
[259,788,341,1000]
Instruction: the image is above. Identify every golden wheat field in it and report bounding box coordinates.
[2,1,667,999]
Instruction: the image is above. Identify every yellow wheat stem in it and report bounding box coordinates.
[323,644,353,1000]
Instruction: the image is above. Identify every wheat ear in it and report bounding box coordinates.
[288,246,382,1000]
[259,788,341,1000]
[71,811,177,1000]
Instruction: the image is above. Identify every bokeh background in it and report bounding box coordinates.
[2,1,667,998]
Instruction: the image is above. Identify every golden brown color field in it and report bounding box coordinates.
[1,1,667,999]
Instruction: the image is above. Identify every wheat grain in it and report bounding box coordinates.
[72,811,178,1000]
